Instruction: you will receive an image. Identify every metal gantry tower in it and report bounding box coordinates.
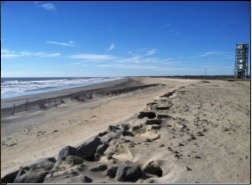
[234,44,249,78]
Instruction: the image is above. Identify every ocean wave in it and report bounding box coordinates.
[1,77,122,99]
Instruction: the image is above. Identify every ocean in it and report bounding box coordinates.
[1,77,122,99]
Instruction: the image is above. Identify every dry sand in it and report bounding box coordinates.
[1,77,250,183]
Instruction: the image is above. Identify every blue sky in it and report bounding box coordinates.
[1,1,250,77]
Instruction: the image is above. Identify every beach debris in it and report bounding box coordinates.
[146,102,158,107]
[122,130,134,137]
[82,175,93,183]
[76,136,103,161]
[98,131,109,137]
[76,164,86,171]
[37,131,46,137]
[96,143,109,155]
[131,124,143,132]
[179,143,185,146]
[174,154,182,159]
[1,170,19,183]
[57,146,77,162]
[150,124,161,130]
[65,156,83,166]
[14,168,49,183]
[90,164,108,172]
[14,157,56,183]
[30,157,56,171]
[145,119,162,125]
[167,147,173,151]
[7,141,18,147]
[156,106,170,110]
[188,134,196,141]
[100,131,121,144]
[116,162,143,182]
[95,143,109,160]
[108,125,123,132]
[201,80,210,83]
[157,114,172,119]
[52,129,58,133]
[138,111,156,119]
[186,166,192,171]
[2,137,18,147]
[160,90,176,98]
[106,166,118,178]
[196,132,205,136]
[159,144,165,147]
[143,160,163,177]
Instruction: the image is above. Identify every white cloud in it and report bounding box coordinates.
[116,56,174,66]
[2,70,66,77]
[97,64,166,70]
[1,49,9,53]
[1,49,18,58]
[107,43,115,51]
[97,64,192,72]
[47,40,76,47]
[68,49,177,71]
[198,51,226,57]
[37,3,56,11]
[146,49,157,56]
[128,48,158,57]
[1,49,61,59]
[1,53,19,59]
[69,54,117,61]
[190,51,227,59]
[115,56,141,64]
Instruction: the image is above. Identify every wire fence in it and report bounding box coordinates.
[9,93,95,116]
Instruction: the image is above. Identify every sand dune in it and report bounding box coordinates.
[1,77,250,183]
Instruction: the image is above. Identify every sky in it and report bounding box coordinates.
[1,1,251,77]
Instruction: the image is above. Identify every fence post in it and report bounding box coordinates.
[25,100,28,111]
[12,104,15,116]
[42,100,45,110]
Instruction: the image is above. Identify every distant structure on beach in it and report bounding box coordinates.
[234,44,249,78]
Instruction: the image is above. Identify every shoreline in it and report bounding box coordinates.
[1,77,124,100]
[1,77,128,108]
[1,77,139,117]
[1,77,163,119]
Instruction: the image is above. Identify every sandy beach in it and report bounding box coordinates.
[1,77,250,183]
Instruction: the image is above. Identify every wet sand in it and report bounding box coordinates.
[1,77,250,183]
